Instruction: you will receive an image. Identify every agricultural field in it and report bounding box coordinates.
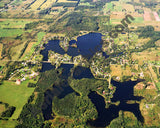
[41,0,56,9]
[21,42,37,60]
[79,2,93,6]
[0,43,3,59]
[110,65,132,80]
[58,0,78,3]
[0,29,24,37]
[30,0,46,10]
[111,1,122,12]
[0,120,18,128]
[21,32,45,60]
[132,48,160,65]
[134,89,160,126]
[156,82,160,90]
[0,104,5,115]
[122,4,135,13]
[10,42,26,60]
[0,20,32,29]
[0,80,35,119]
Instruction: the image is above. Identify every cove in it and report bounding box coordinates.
[88,79,144,127]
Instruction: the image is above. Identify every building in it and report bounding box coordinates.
[16,79,21,85]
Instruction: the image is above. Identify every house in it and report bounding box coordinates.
[16,79,21,85]
[139,72,144,78]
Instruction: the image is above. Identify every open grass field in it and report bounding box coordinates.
[79,2,93,6]
[10,42,26,60]
[0,80,35,119]
[111,1,122,12]
[37,32,45,43]
[110,65,132,79]
[0,43,3,59]
[58,0,78,3]
[21,32,45,60]
[103,3,114,12]
[134,17,144,23]
[0,120,18,128]
[156,82,160,90]
[144,11,152,21]
[21,42,36,60]
[0,29,24,37]
[0,20,32,29]
[30,0,46,10]
[122,4,135,12]
[132,48,160,65]
[41,0,56,9]
[0,104,5,115]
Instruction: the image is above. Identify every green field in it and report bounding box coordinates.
[111,2,122,11]
[0,20,32,29]
[0,120,18,128]
[133,17,144,23]
[0,80,35,119]
[31,32,45,53]
[0,29,24,37]
[107,3,114,11]
[21,32,45,60]
[156,82,160,91]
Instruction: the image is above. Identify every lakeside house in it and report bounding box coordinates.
[16,79,21,85]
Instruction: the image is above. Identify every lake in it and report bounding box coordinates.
[40,32,144,127]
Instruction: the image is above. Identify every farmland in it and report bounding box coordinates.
[0,44,3,59]
[0,29,24,37]
[21,42,36,60]
[30,0,46,10]
[132,48,160,65]
[0,120,18,128]
[0,80,35,119]
[0,20,32,29]
[41,0,56,9]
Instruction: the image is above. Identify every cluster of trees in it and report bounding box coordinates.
[52,2,77,7]
[65,12,99,32]
[52,93,97,122]
[0,102,15,118]
[25,21,41,30]
[130,25,160,53]
[16,69,62,127]
[16,93,44,128]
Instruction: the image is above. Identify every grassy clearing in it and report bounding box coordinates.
[79,2,92,6]
[0,80,35,119]
[21,32,45,60]
[111,1,122,11]
[133,17,144,23]
[156,82,160,90]
[41,0,56,9]
[132,48,160,65]
[37,32,45,43]
[122,4,134,12]
[21,42,36,60]
[0,104,5,115]
[58,0,77,3]
[30,0,46,10]
[0,43,3,58]
[0,29,24,37]
[110,65,132,79]
[10,42,26,60]
[0,120,18,128]
[0,20,32,29]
